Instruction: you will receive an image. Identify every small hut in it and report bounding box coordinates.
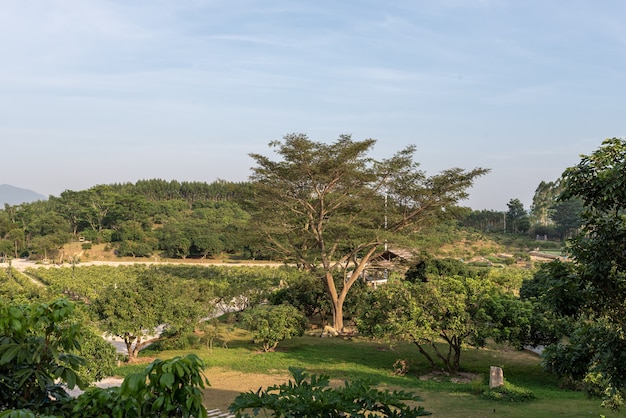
[363,248,416,287]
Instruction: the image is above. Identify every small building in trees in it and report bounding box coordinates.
[363,248,416,287]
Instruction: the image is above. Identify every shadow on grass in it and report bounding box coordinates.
[249,335,481,394]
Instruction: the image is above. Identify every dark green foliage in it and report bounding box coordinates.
[405,256,485,283]
[0,297,209,417]
[549,198,583,239]
[271,273,330,321]
[506,198,530,234]
[229,367,431,417]
[542,318,626,410]
[520,261,583,317]
[460,209,504,232]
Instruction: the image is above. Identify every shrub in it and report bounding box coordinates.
[240,304,307,352]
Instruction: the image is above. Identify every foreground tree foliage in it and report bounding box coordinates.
[0,298,209,418]
[0,298,86,415]
[70,354,209,418]
[229,367,431,417]
[248,134,488,331]
[536,138,626,410]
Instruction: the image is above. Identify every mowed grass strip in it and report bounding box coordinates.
[116,327,622,417]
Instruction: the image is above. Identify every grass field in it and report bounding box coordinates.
[115,327,622,417]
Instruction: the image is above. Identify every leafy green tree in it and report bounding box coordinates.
[248,134,488,331]
[92,271,210,359]
[519,261,581,348]
[6,228,25,258]
[404,256,486,283]
[550,197,584,239]
[530,180,560,226]
[240,304,308,352]
[75,328,119,384]
[229,367,430,417]
[358,276,531,375]
[157,224,192,259]
[506,198,530,234]
[0,298,86,416]
[538,138,626,410]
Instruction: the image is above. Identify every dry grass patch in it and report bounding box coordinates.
[202,368,291,411]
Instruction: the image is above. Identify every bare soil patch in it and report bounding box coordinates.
[202,369,292,411]
[419,370,481,384]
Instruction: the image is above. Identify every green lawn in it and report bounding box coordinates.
[117,328,622,417]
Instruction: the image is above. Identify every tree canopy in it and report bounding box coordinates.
[537,138,626,410]
[358,274,531,375]
[248,133,489,331]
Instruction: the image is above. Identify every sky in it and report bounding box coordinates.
[1,1,625,211]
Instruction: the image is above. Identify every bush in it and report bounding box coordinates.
[240,304,307,352]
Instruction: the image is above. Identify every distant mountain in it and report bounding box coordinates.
[0,184,47,206]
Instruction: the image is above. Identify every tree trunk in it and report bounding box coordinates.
[331,297,345,332]
[123,334,135,359]
[412,340,437,369]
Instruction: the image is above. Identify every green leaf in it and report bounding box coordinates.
[0,344,21,365]
[159,372,175,389]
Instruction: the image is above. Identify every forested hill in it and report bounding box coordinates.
[0,179,258,262]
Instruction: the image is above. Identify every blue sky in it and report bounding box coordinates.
[1,1,624,210]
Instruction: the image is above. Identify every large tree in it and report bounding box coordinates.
[544,138,626,410]
[506,198,530,234]
[530,180,559,226]
[358,275,531,375]
[248,134,488,331]
[92,271,210,359]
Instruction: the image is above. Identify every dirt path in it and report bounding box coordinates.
[3,257,282,272]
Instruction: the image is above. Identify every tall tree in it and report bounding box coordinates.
[550,197,584,239]
[92,271,210,359]
[506,198,530,233]
[543,138,626,410]
[530,180,559,226]
[248,134,488,331]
